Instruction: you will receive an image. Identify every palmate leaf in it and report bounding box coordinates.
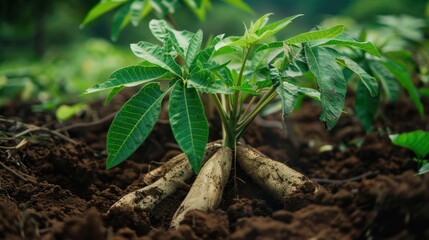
[336,56,378,97]
[285,25,344,44]
[369,60,399,102]
[354,80,379,132]
[169,81,209,173]
[390,130,429,159]
[106,83,169,169]
[305,45,346,130]
[85,65,169,93]
[80,0,129,28]
[131,41,182,76]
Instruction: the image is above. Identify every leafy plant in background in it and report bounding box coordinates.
[390,130,429,175]
[85,13,379,227]
[80,0,252,41]
[329,14,427,132]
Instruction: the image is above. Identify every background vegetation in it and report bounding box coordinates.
[0,0,427,113]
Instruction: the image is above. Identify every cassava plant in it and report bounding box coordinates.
[85,14,380,228]
[328,15,426,131]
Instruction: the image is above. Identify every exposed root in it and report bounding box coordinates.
[109,142,319,228]
[170,147,232,228]
[109,143,221,213]
[144,141,222,185]
[236,145,319,201]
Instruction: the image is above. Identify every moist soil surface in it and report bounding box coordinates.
[1,92,429,240]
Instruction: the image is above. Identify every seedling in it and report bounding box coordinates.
[389,130,429,175]
[85,14,379,227]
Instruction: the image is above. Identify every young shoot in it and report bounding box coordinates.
[390,130,429,175]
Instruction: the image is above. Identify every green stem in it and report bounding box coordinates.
[232,47,252,118]
[211,94,232,145]
[225,47,252,148]
[236,87,277,138]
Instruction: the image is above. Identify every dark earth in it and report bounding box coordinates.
[1,90,429,240]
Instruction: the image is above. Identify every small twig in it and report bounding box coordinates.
[311,171,379,184]
[0,116,78,145]
[14,127,78,145]
[55,111,118,133]
[0,161,37,184]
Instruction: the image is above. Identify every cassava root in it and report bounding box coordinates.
[109,142,320,229]
[109,143,221,212]
[144,141,222,185]
[236,145,320,201]
[170,147,232,228]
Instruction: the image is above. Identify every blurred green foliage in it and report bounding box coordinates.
[0,39,136,110]
[1,0,427,119]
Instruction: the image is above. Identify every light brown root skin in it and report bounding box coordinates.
[109,143,221,213]
[170,147,232,228]
[144,142,222,185]
[236,145,320,201]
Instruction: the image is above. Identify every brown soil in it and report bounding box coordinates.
[1,92,429,240]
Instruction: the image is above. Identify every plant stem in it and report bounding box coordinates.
[225,47,252,148]
[211,94,231,145]
[236,87,277,138]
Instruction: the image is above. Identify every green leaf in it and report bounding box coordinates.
[305,45,346,130]
[369,61,399,102]
[151,0,178,15]
[297,87,321,100]
[256,14,303,41]
[336,57,378,97]
[149,19,170,42]
[130,0,152,26]
[270,66,298,119]
[382,59,424,117]
[81,0,129,28]
[169,81,209,173]
[319,37,381,57]
[105,85,125,105]
[354,80,379,132]
[186,30,203,67]
[131,41,182,76]
[106,83,169,169]
[56,103,86,121]
[183,0,211,21]
[85,65,169,93]
[255,41,284,52]
[188,69,232,94]
[419,162,429,175]
[389,130,429,159]
[419,88,429,97]
[190,34,224,72]
[111,2,132,41]
[222,0,253,13]
[285,25,344,44]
